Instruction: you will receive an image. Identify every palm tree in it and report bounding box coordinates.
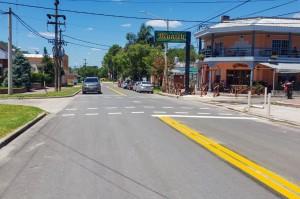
[137,23,154,44]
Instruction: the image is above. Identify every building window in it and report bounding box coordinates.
[272,40,289,56]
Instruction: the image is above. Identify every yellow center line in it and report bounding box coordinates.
[158,116,300,199]
[105,86,126,96]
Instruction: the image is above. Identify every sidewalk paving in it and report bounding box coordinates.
[179,93,300,127]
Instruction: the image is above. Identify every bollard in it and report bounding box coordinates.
[264,87,267,107]
[267,93,271,117]
[247,91,251,111]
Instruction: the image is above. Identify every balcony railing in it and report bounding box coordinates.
[199,47,300,58]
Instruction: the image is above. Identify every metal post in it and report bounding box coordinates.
[264,87,267,107]
[272,69,276,96]
[247,91,251,111]
[267,93,271,117]
[8,8,13,95]
[184,32,191,95]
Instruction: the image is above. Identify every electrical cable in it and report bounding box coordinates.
[63,35,112,47]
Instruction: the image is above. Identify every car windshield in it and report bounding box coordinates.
[85,78,98,83]
[141,81,151,85]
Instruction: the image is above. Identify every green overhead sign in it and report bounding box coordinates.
[155,31,187,43]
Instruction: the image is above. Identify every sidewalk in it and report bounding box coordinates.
[179,93,300,127]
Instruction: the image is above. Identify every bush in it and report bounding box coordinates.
[31,72,44,83]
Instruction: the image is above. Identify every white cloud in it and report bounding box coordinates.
[91,48,101,51]
[87,27,93,31]
[145,20,182,28]
[121,23,132,27]
[293,13,300,18]
[39,32,55,38]
[27,32,36,38]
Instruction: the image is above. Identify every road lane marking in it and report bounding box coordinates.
[65,108,77,111]
[105,86,126,96]
[108,112,122,115]
[197,112,210,115]
[125,106,136,109]
[174,112,189,114]
[87,108,98,110]
[154,111,167,114]
[106,107,117,109]
[162,107,173,109]
[85,113,99,116]
[62,114,75,117]
[157,116,300,199]
[131,112,144,114]
[133,101,142,103]
[180,107,193,109]
[152,115,257,119]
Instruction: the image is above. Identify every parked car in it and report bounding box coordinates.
[122,79,130,89]
[127,81,136,90]
[136,81,154,93]
[82,77,101,94]
[133,81,141,91]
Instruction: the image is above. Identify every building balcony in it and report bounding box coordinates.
[199,47,300,59]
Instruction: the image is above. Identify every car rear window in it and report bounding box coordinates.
[142,81,151,85]
[85,78,99,83]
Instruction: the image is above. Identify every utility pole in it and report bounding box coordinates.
[8,7,13,95]
[47,0,66,92]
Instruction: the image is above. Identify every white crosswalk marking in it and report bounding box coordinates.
[65,108,77,111]
[86,113,99,116]
[197,112,210,115]
[131,112,144,114]
[175,112,189,114]
[108,112,122,115]
[87,108,98,110]
[162,107,173,109]
[62,114,75,117]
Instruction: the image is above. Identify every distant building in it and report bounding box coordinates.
[24,53,69,85]
[194,16,300,92]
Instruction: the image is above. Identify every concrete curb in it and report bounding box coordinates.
[0,112,47,149]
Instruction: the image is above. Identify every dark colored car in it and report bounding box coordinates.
[82,77,101,94]
[127,81,136,90]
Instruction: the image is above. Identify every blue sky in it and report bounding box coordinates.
[0,0,299,68]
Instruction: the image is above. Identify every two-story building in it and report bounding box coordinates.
[194,16,300,92]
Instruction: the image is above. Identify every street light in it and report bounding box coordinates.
[141,11,169,92]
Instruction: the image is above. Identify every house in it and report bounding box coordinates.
[0,45,16,84]
[24,53,69,85]
[194,16,300,92]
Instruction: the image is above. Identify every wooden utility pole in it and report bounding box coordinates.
[8,7,13,95]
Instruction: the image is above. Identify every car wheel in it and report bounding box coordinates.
[82,91,86,94]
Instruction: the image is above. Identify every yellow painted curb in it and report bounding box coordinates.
[158,116,300,199]
[105,86,126,96]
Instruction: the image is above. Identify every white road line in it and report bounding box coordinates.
[85,113,99,116]
[154,111,167,114]
[197,112,210,115]
[133,101,142,103]
[175,112,189,114]
[180,107,193,109]
[65,108,77,111]
[152,115,257,120]
[131,112,144,114]
[162,107,173,109]
[108,112,122,115]
[125,107,136,109]
[62,114,75,117]
[106,107,117,109]
[218,113,233,116]
[199,107,210,109]
[87,108,98,110]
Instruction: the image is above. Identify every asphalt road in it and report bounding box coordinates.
[0,82,299,198]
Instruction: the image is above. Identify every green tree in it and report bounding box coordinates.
[168,45,197,63]
[77,66,99,78]
[40,47,55,83]
[2,52,31,89]
[102,44,122,80]
[137,23,154,44]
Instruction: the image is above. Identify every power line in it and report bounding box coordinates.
[63,35,112,47]
[66,41,109,50]
[0,1,206,23]
[274,10,300,17]
[67,0,278,3]
[241,0,297,18]
[183,0,251,31]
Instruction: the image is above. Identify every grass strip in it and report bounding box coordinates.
[0,104,44,139]
[0,86,81,99]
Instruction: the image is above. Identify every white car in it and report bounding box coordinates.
[136,81,154,93]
